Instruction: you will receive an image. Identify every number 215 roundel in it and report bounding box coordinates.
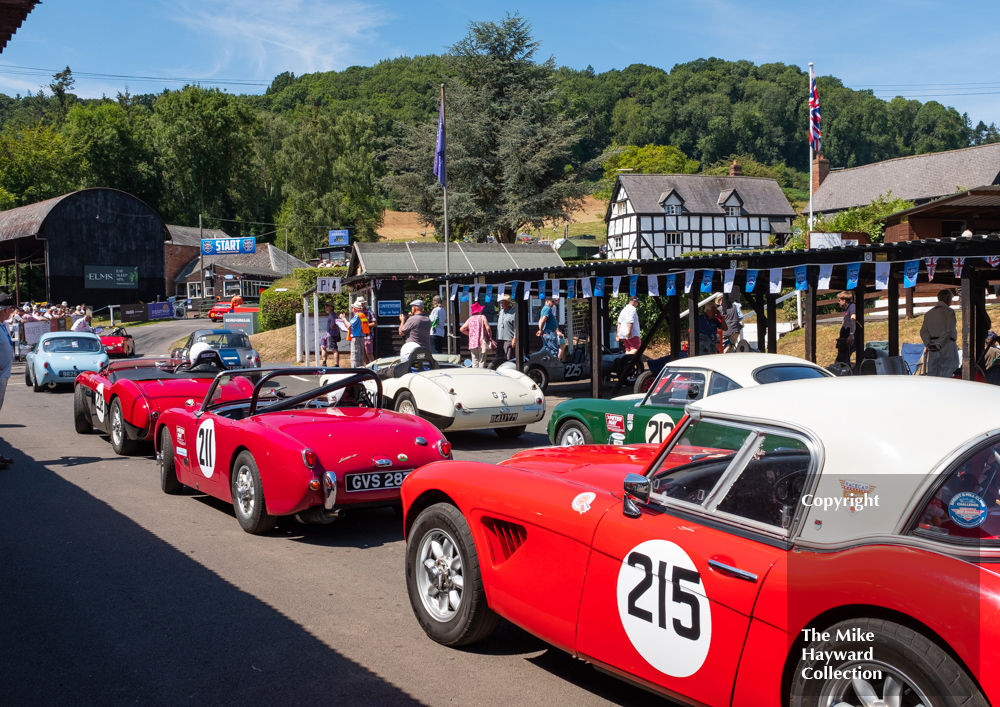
[616,540,711,677]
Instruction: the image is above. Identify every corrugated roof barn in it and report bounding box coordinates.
[346,242,566,279]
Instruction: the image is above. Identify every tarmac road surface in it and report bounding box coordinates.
[128,318,216,357]
[0,357,676,707]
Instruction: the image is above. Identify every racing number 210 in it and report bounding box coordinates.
[626,551,701,640]
[197,426,214,468]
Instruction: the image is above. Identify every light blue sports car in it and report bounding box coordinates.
[25,331,109,392]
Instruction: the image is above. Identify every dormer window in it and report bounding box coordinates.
[615,201,627,216]
[726,206,741,217]
[664,205,680,216]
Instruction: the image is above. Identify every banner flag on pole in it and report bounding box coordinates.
[537,280,545,301]
[552,279,561,298]
[665,274,676,296]
[485,285,493,302]
[794,265,808,291]
[745,270,758,293]
[461,285,469,302]
[818,264,833,290]
[700,270,713,293]
[611,276,621,297]
[769,268,782,294]
[954,257,965,279]
[523,281,531,300]
[508,281,516,299]
[925,258,938,281]
[473,284,481,302]
[567,279,576,299]
[846,263,860,290]
[594,277,605,297]
[874,262,890,290]
[683,269,694,293]
[988,256,1000,268]
[450,284,458,301]
[628,274,638,297]
[723,269,735,293]
[647,274,659,297]
[433,100,446,187]
[582,277,593,298]
[809,66,822,154]
[903,260,919,288]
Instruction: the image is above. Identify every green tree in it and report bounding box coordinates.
[595,143,699,199]
[49,66,76,115]
[0,124,86,205]
[385,14,584,242]
[794,192,914,244]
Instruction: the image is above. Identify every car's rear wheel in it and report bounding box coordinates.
[23,364,31,387]
[231,451,276,534]
[31,367,43,392]
[556,419,592,446]
[73,385,92,434]
[159,426,182,494]
[525,366,548,391]
[406,503,499,646]
[394,391,419,416]
[789,618,987,707]
[109,398,139,455]
[633,370,655,395]
[495,425,526,439]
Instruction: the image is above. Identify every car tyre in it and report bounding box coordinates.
[406,502,499,646]
[31,367,44,393]
[495,425,526,439]
[159,427,182,494]
[73,385,92,434]
[231,451,276,534]
[525,365,548,391]
[394,391,419,417]
[789,618,987,707]
[556,419,593,446]
[633,370,655,395]
[109,398,139,455]
[24,363,31,387]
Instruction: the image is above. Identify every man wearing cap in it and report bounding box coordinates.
[399,299,431,359]
[0,293,15,467]
[347,300,367,368]
[536,296,559,355]
[352,296,377,365]
[495,294,516,363]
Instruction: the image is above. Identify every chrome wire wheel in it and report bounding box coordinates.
[398,399,416,415]
[111,405,123,445]
[821,662,931,707]
[415,528,464,622]
[559,426,586,446]
[234,464,255,518]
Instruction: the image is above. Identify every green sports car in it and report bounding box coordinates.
[547,353,831,446]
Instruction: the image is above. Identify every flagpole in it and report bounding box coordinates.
[808,63,814,232]
[440,83,452,354]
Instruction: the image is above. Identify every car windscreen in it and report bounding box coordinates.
[42,337,101,353]
[752,365,828,385]
[204,370,378,413]
[196,333,251,349]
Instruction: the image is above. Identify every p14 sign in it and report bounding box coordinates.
[201,238,256,256]
[317,277,341,294]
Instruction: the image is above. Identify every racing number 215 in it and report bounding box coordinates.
[626,551,701,640]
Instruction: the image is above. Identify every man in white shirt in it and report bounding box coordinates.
[921,289,959,377]
[71,314,94,332]
[616,296,642,354]
[429,295,446,354]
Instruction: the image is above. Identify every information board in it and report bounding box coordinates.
[377,300,401,318]
[223,312,259,335]
[147,302,174,320]
[85,265,138,289]
[120,303,146,323]
[328,230,349,247]
[317,277,342,294]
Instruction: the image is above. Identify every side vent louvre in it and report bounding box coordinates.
[481,517,527,565]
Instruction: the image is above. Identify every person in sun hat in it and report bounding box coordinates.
[460,301,493,368]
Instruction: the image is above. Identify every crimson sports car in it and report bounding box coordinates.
[155,367,452,534]
[98,326,136,357]
[402,376,995,706]
[74,354,221,455]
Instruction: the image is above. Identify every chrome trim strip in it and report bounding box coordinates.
[707,559,758,583]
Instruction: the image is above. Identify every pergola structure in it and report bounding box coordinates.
[0,0,38,53]
[441,235,1000,397]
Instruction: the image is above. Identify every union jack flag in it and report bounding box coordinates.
[809,67,822,153]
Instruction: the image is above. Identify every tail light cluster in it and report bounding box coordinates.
[535,397,543,405]
[302,449,318,468]
[437,439,452,458]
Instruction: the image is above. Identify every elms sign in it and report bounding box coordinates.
[201,238,256,256]
[84,265,139,289]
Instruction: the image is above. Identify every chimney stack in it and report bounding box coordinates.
[729,159,742,177]
[812,154,830,193]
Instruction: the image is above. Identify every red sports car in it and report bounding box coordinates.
[155,367,452,534]
[208,299,259,322]
[402,376,996,706]
[74,353,223,455]
[98,326,136,357]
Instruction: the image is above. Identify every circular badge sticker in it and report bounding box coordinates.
[616,539,711,677]
[644,413,675,445]
[572,492,596,514]
[195,418,216,478]
[948,492,988,529]
[95,384,106,423]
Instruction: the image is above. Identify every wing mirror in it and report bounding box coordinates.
[686,383,701,400]
[184,398,196,412]
[623,472,651,519]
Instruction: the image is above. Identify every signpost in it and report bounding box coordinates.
[328,230,349,247]
[316,277,342,294]
[377,300,401,318]
[223,312,259,335]
[120,303,146,323]
[84,265,139,289]
[200,237,257,256]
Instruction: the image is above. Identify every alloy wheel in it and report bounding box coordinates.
[415,528,465,622]
[234,465,255,517]
[821,662,931,707]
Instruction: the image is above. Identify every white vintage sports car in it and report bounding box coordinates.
[371,348,545,438]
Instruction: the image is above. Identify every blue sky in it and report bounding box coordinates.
[3,0,1000,124]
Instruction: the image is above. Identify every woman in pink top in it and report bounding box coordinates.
[460,302,493,368]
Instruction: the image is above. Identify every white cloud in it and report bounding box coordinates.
[167,0,390,80]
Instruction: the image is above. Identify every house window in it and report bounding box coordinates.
[665,233,681,245]
[726,233,744,247]
[615,201,627,216]
[664,205,680,216]
[613,235,624,249]
[726,206,741,217]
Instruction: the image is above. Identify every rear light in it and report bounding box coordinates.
[535,397,543,405]
[43,362,50,369]
[455,402,463,410]
[309,479,321,491]
[437,439,452,458]
[448,388,456,394]
[530,384,537,390]
[302,449,318,468]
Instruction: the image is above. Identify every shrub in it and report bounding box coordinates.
[258,266,351,331]
[259,288,303,331]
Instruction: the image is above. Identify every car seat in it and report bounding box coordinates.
[393,346,438,378]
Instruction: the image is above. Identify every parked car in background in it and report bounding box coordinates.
[170,328,261,368]
[548,353,830,447]
[98,326,135,357]
[156,367,452,534]
[519,339,642,392]
[402,376,997,706]
[208,297,260,322]
[25,331,108,392]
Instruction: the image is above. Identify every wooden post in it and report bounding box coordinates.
[854,286,866,372]
[765,292,778,353]
[804,268,818,363]
[961,275,974,381]
[904,286,914,320]
[687,281,699,357]
[14,240,19,305]
[590,296,602,398]
[888,274,900,357]
[668,291,681,361]
[514,295,526,369]
[745,290,766,351]
[452,295,462,358]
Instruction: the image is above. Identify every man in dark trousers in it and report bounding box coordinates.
[495,294,516,363]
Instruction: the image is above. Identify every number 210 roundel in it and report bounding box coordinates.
[615,540,712,677]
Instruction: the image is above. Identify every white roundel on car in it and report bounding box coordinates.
[644,413,675,444]
[616,539,711,677]
[196,418,216,478]
[95,383,106,423]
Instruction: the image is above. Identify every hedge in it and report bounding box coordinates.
[258,266,350,332]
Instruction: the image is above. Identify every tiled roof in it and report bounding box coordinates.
[612,174,795,219]
[348,242,565,277]
[166,224,229,247]
[175,244,309,282]
[813,143,1000,213]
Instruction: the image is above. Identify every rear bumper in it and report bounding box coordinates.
[449,406,545,431]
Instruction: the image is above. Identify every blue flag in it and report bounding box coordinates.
[903,260,919,288]
[794,265,808,291]
[433,100,446,187]
[510,281,518,299]
[700,270,713,293]
[485,285,493,302]
[665,274,676,296]
[537,280,546,301]
[567,279,576,298]
[746,269,758,293]
[594,277,605,297]
[846,263,860,290]
[461,285,469,302]
[629,275,638,297]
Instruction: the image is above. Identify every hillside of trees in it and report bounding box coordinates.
[0,15,994,251]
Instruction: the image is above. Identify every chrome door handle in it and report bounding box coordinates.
[707,559,758,583]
